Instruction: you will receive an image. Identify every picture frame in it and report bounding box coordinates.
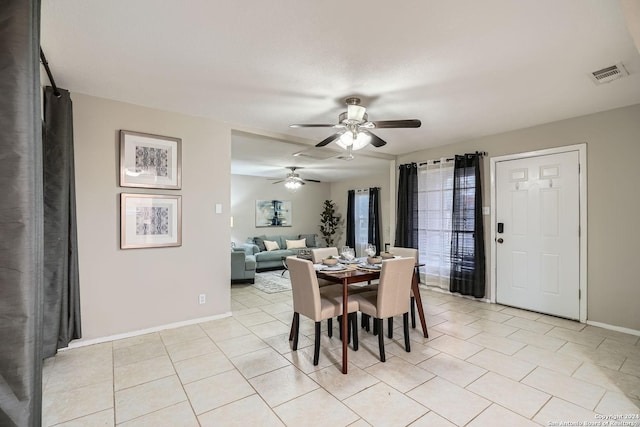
[256,200,292,227]
[121,193,182,249]
[119,130,182,189]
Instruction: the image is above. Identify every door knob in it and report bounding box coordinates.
[497,238,504,244]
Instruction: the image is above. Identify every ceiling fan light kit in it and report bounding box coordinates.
[284,178,302,192]
[336,131,371,150]
[270,166,320,192]
[289,97,421,152]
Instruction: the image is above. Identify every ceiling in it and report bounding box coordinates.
[41,1,640,180]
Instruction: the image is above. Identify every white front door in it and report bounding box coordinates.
[495,151,580,319]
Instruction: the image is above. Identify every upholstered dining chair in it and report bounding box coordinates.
[389,246,420,329]
[360,247,421,336]
[310,247,339,263]
[351,257,415,362]
[310,247,339,291]
[312,247,375,338]
[287,256,360,365]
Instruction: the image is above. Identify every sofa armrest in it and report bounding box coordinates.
[239,243,260,255]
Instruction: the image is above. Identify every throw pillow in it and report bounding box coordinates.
[263,240,280,251]
[299,234,317,247]
[286,238,306,249]
[253,235,267,251]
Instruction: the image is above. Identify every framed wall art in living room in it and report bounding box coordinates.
[121,193,182,249]
[256,199,292,227]
[119,130,182,189]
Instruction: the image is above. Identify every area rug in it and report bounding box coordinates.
[253,270,292,293]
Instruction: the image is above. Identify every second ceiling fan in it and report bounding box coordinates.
[269,166,320,191]
[290,97,421,151]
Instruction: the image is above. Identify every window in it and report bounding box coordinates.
[418,160,454,290]
[354,189,369,256]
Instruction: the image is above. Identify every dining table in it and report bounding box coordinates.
[316,260,428,374]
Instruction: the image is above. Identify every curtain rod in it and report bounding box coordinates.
[418,151,488,166]
[40,48,61,98]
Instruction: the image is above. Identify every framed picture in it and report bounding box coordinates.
[120,130,182,189]
[256,200,292,227]
[121,193,182,249]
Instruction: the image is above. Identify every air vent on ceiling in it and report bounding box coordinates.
[292,147,340,160]
[590,63,629,85]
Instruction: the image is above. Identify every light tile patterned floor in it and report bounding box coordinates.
[42,282,640,426]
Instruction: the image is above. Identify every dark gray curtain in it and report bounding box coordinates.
[42,87,81,358]
[394,163,418,248]
[345,190,355,249]
[450,153,486,298]
[368,187,381,255]
[0,0,44,425]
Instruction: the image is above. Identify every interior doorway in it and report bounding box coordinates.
[490,144,587,322]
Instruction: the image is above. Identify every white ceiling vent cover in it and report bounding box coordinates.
[292,147,340,160]
[590,63,629,85]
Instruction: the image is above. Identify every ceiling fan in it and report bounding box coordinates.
[269,166,320,191]
[290,97,421,151]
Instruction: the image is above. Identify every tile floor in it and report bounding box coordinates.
[42,282,640,426]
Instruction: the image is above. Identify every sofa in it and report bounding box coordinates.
[231,248,256,283]
[240,234,319,271]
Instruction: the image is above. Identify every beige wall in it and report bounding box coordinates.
[73,93,232,340]
[397,103,640,330]
[230,174,331,245]
[329,165,395,252]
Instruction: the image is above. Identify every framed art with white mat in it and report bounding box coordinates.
[120,193,182,249]
[119,130,181,189]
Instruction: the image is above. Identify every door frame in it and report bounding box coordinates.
[489,143,587,323]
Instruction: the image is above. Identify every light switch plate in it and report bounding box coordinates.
[215,203,222,214]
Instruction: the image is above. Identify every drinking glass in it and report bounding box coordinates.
[365,243,376,257]
[341,246,354,260]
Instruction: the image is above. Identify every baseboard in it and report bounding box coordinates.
[586,320,640,337]
[419,284,492,303]
[62,311,233,351]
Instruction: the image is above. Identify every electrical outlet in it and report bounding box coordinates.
[199,294,206,304]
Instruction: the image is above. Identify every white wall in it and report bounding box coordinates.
[231,174,331,245]
[397,103,640,331]
[72,93,231,340]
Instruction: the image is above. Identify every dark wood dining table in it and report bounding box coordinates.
[317,263,428,374]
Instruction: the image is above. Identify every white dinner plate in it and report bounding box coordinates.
[358,263,381,270]
[322,264,347,271]
[337,258,360,264]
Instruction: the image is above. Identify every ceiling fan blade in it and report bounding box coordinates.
[290,123,344,128]
[371,119,421,129]
[365,131,387,148]
[316,132,342,147]
[303,179,321,183]
[271,180,284,184]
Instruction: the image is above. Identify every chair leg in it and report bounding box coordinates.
[338,315,343,340]
[361,313,366,328]
[403,312,411,353]
[350,313,359,351]
[327,318,333,338]
[411,296,416,329]
[373,318,378,335]
[313,321,321,365]
[292,312,300,350]
[388,317,393,338]
[377,318,386,362]
[362,313,370,331]
[289,313,295,341]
